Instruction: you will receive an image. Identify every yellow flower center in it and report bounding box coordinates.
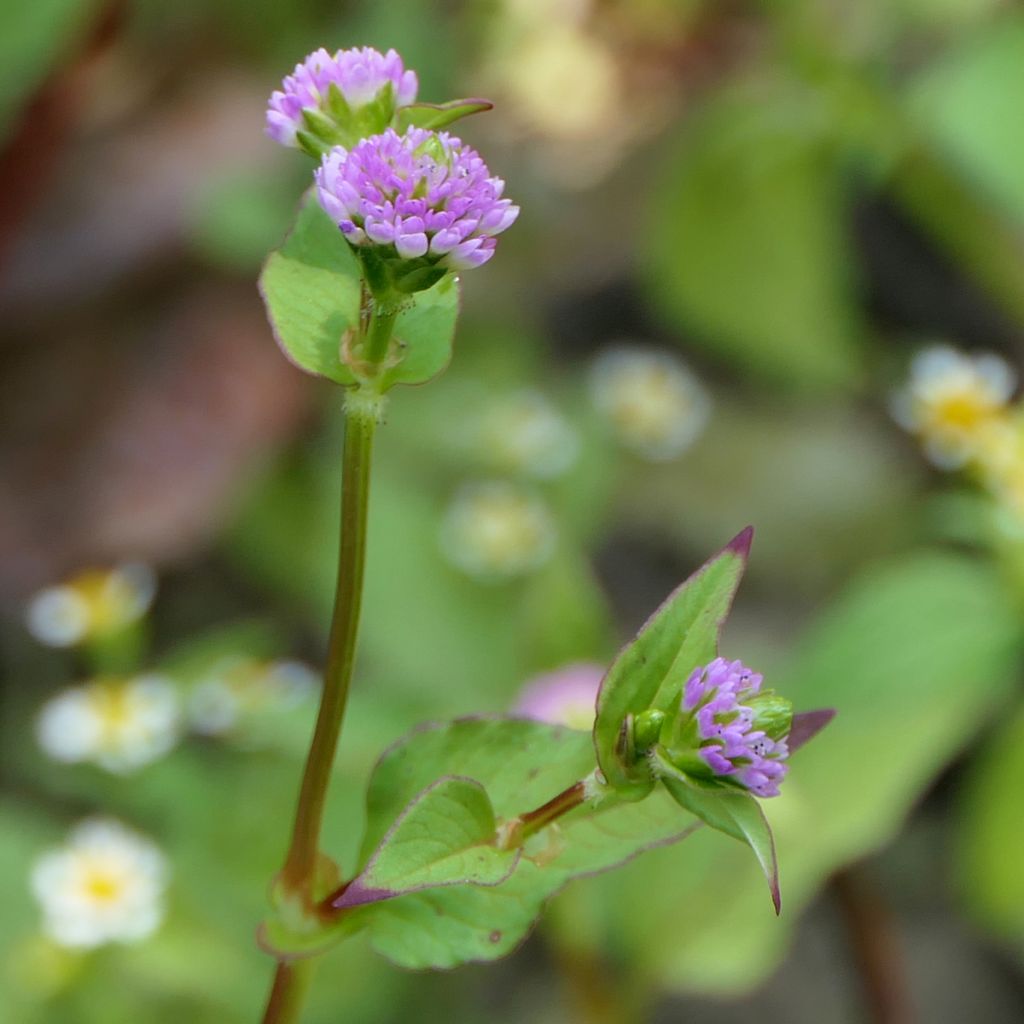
[928,391,995,432]
[86,683,135,741]
[81,867,124,905]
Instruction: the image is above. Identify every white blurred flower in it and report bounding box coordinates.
[31,819,168,950]
[891,346,1015,469]
[440,481,557,581]
[477,390,579,479]
[26,564,156,648]
[188,657,319,737]
[590,346,711,461]
[36,675,180,773]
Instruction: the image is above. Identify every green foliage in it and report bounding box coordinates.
[644,85,863,388]
[593,530,750,797]
[910,15,1024,223]
[607,553,1022,995]
[258,196,459,387]
[337,777,517,908]
[659,769,780,913]
[348,718,699,969]
[955,703,1024,938]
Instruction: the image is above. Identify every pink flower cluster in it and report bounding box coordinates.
[266,46,417,147]
[315,128,519,270]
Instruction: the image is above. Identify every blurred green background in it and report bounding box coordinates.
[3,0,1024,1021]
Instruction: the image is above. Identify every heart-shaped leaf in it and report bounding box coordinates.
[349,718,701,969]
[334,776,517,909]
[593,528,752,798]
[258,195,459,387]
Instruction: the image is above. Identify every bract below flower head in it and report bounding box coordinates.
[667,657,791,798]
[315,127,519,278]
[514,663,604,729]
[266,46,418,150]
[892,345,1016,469]
[31,819,168,950]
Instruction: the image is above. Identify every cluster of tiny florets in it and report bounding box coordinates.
[266,46,417,147]
[315,128,518,270]
[681,657,789,798]
[268,48,516,274]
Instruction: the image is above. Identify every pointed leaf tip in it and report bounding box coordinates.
[788,708,836,753]
[726,526,754,559]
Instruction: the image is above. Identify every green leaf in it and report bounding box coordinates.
[615,553,1022,996]
[593,528,752,798]
[955,702,1024,938]
[352,718,700,968]
[396,98,493,132]
[644,85,862,388]
[658,766,780,914]
[910,15,1024,224]
[335,777,517,909]
[258,195,459,386]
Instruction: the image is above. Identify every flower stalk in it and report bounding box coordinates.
[261,320,392,1023]
[279,401,376,895]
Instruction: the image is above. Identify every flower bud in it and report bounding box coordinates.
[661,657,792,798]
[266,47,418,153]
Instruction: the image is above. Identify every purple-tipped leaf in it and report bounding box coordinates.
[788,708,836,753]
[593,528,754,797]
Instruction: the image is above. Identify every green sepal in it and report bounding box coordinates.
[396,98,494,132]
[655,753,781,914]
[747,690,794,742]
[295,129,330,159]
[392,263,449,295]
[324,83,353,127]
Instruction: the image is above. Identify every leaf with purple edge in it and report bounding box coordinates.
[655,756,781,914]
[593,528,753,799]
[350,718,702,969]
[396,98,494,133]
[258,194,459,387]
[337,776,518,910]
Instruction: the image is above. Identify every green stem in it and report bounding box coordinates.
[361,299,400,367]
[260,962,316,1024]
[279,405,376,893]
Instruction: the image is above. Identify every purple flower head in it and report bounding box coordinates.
[315,128,519,273]
[676,657,792,798]
[514,663,604,730]
[266,46,418,149]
